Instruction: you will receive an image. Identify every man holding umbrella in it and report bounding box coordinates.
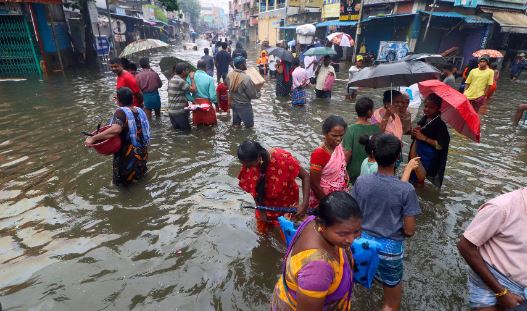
[464,55,494,112]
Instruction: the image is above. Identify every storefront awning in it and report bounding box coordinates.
[315,20,357,28]
[419,11,493,24]
[487,10,527,33]
[361,13,415,23]
[278,25,301,30]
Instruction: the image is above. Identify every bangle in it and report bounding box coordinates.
[495,288,508,298]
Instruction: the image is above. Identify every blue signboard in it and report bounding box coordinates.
[97,36,110,56]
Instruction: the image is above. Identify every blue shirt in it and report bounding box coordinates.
[186,70,217,103]
[214,50,232,73]
[351,173,421,241]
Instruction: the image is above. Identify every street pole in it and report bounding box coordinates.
[423,0,438,41]
[352,0,364,62]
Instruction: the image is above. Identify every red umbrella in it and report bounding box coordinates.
[418,80,481,142]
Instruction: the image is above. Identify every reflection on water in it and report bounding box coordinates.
[0,41,526,310]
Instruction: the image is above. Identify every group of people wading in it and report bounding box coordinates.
[83,48,526,311]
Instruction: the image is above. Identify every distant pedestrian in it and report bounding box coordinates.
[464,55,494,112]
[231,42,247,59]
[352,133,421,311]
[291,58,309,106]
[167,62,196,131]
[135,57,162,119]
[225,56,261,128]
[510,53,526,81]
[442,64,456,89]
[459,59,478,93]
[268,54,278,78]
[486,63,499,99]
[275,58,293,97]
[314,55,336,99]
[109,57,143,108]
[347,55,365,101]
[214,42,232,83]
[256,50,269,76]
[216,81,229,114]
[457,187,527,311]
[201,48,214,77]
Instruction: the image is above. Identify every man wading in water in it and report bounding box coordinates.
[109,57,143,108]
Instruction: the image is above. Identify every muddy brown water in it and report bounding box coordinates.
[1,41,526,310]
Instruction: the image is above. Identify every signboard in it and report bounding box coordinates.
[96,36,110,56]
[322,0,340,19]
[454,0,477,7]
[377,41,409,62]
[289,0,323,8]
[340,0,361,21]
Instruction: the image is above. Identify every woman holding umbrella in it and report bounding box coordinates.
[409,93,450,188]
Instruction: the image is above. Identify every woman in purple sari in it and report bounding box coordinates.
[272,191,362,310]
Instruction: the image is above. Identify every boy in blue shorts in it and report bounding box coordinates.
[351,133,421,311]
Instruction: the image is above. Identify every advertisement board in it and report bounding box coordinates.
[340,0,361,21]
[322,0,340,19]
[377,41,409,62]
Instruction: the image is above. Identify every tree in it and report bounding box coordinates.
[157,0,179,12]
[177,0,201,28]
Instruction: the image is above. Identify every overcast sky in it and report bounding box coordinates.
[199,0,229,11]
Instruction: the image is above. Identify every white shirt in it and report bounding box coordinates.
[315,65,336,91]
[304,55,317,78]
[348,65,363,90]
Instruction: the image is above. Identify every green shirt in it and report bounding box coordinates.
[343,123,380,182]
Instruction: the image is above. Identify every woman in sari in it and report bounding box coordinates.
[409,93,450,188]
[309,115,349,208]
[237,140,310,234]
[276,59,294,97]
[272,191,362,311]
[84,87,150,186]
[371,90,404,141]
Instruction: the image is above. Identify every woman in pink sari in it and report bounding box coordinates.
[371,90,404,140]
[309,115,349,208]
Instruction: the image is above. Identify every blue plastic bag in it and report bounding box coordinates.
[278,217,380,289]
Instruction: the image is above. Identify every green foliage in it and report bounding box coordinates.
[157,0,179,12]
[177,0,201,27]
[145,4,168,22]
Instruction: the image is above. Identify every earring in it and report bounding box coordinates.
[259,159,263,165]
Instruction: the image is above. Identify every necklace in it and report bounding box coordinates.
[323,143,334,153]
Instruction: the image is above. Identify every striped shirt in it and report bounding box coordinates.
[167,74,189,111]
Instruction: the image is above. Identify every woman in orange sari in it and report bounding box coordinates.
[309,115,349,208]
[238,140,310,234]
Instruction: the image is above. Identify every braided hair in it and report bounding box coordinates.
[237,140,270,204]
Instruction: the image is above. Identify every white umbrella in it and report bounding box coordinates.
[327,32,354,47]
[119,39,169,58]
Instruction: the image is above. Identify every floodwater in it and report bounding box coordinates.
[1,40,526,311]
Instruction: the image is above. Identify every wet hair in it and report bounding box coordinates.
[109,57,122,65]
[222,42,228,49]
[236,42,243,49]
[317,191,362,227]
[359,133,378,157]
[139,57,149,69]
[322,115,347,134]
[426,93,442,109]
[204,48,209,55]
[323,55,331,61]
[116,87,133,107]
[174,62,189,75]
[383,90,402,104]
[128,63,137,72]
[355,97,374,117]
[373,134,401,167]
[237,141,270,204]
[197,60,207,70]
[443,64,453,72]
[292,58,300,67]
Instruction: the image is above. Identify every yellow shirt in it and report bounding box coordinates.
[464,68,494,100]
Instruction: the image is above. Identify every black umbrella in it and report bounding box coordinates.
[348,61,441,88]
[266,47,294,62]
[402,53,448,65]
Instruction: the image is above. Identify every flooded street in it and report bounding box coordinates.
[1,41,526,310]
